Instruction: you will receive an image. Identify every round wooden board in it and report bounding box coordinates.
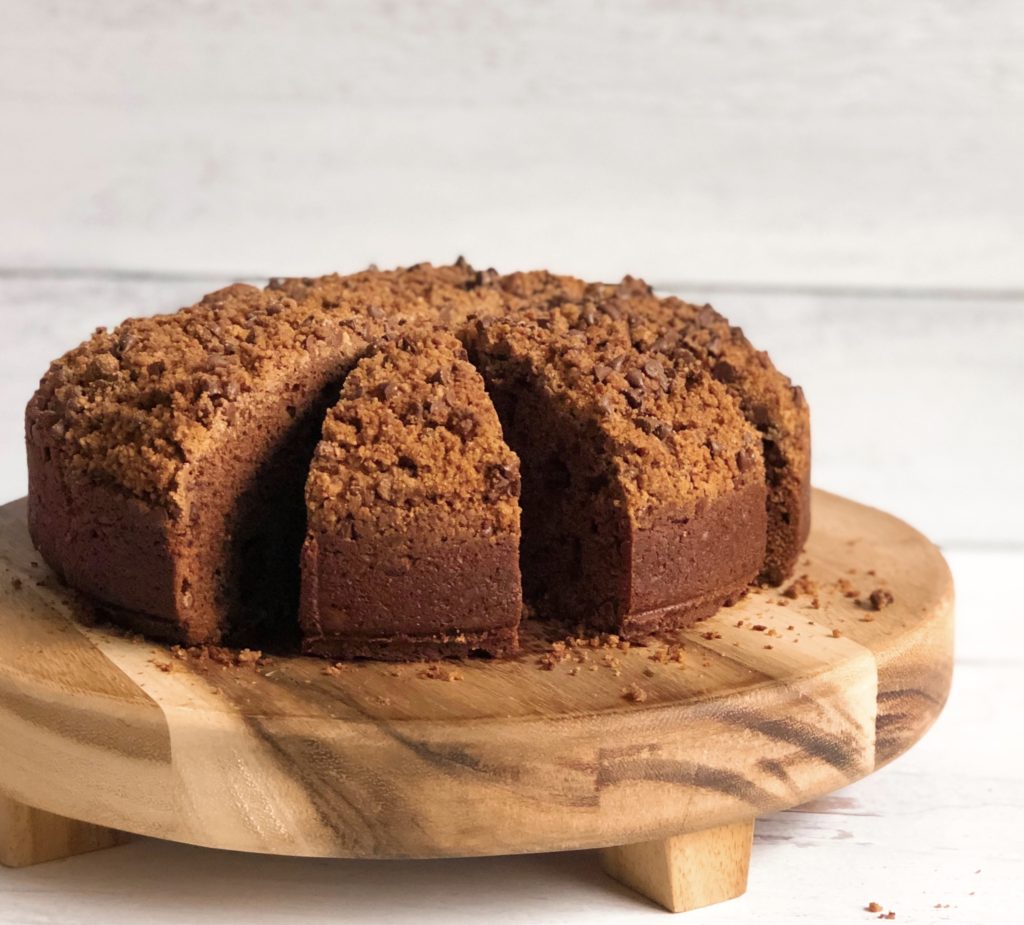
[0,490,952,860]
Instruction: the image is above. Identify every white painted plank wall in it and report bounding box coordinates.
[2,1,1023,288]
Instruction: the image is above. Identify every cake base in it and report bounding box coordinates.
[301,623,520,661]
[0,490,954,913]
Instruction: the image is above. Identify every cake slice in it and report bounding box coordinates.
[617,280,811,584]
[299,329,522,659]
[489,270,811,586]
[468,290,767,637]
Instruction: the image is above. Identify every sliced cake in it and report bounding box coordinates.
[487,270,811,585]
[618,279,811,584]
[25,260,810,658]
[299,329,521,659]
[467,289,767,637]
[25,263,494,645]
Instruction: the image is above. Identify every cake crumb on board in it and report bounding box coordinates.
[417,663,463,682]
[836,577,860,598]
[868,588,895,610]
[782,573,817,599]
[169,645,266,670]
[622,683,648,703]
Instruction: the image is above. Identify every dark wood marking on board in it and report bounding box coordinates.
[241,715,411,856]
[716,710,865,775]
[756,758,794,786]
[597,757,778,810]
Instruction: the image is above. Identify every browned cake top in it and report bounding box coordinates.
[267,258,506,328]
[470,275,764,525]
[624,294,809,450]
[28,260,802,533]
[27,263,499,508]
[490,267,808,477]
[306,328,520,537]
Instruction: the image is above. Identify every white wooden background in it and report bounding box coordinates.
[1,2,1022,924]
[2,0,1023,289]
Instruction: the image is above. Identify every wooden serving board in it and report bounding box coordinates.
[0,490,953,913]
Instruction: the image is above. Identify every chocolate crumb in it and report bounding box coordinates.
[417,663,463,681]
[168,644,264,669]
[836,577,860,598]
[622,683,648,703]
[868,588,895,611]
[10,578,21,591]
[782,574,817,600]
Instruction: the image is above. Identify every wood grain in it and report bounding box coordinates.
[601,821,754,913]
[0,490,952,861]
[0,792,127,868]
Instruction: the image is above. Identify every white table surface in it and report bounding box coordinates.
[1,273,1021,925]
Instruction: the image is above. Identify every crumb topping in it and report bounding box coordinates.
[306,328,520,538]
[28,262,500,511]
[469,279,764,524]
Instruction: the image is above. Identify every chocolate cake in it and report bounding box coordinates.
[484,270,810,587]
[300,329,521,659]
[621,285,811,585]
[25,264,495,646]
[25,259,811,659]
[468,280,767,636]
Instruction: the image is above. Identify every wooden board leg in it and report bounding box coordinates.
[0,791,128,868]
[600,820,755,913]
